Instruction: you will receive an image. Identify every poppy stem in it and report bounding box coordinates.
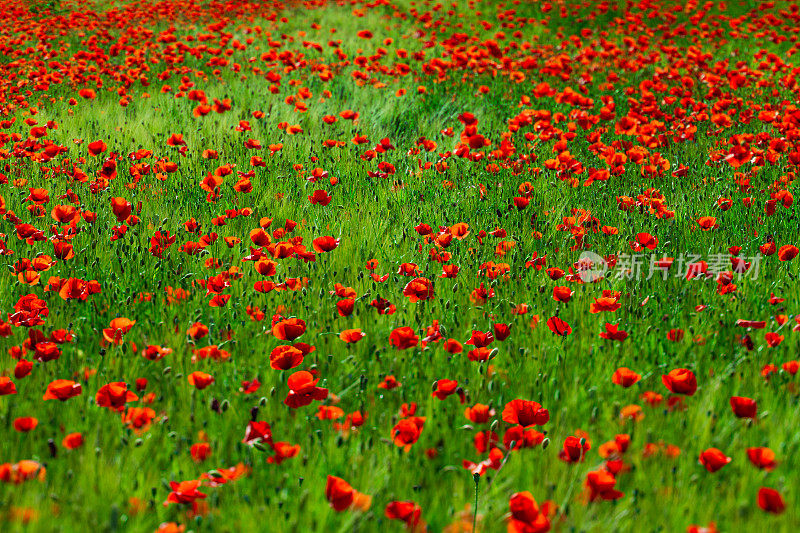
[472,472,480,533]
[485,440,515,491]
[190,389,196,425]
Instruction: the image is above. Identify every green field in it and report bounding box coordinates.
[0,0,799,531]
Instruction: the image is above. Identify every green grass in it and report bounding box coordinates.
[0,0,799,531]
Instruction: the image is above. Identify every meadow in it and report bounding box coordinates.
[0,0,799,531]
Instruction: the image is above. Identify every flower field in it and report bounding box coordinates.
[0,0,799,531]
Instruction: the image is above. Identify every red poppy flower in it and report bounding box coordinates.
[559,435,589,463]
[187,371,214,390]
[0,377,16,396]
[757,487,785,514]
[308,189,332,206]
[378,375,401,390]
[102,317,136,345]
[336,298,355,317]
[729,396,757,419]
[384,501,424,531]
[546,316,572,336]
[260,440,296,464]
[242,421,272,446]
[612,368,640,388]
[600,323,628,341]
[271,317,306,341]
[13,417,38,432]
[589,296,621,313]
[777,244,798,261]
[443,338,463,353]
[110,197,132,222]
[325,476,371,512]
[782,360,799,375]
[316,405,344,421]
[665,329,685,343]
[87,140,107,155]
[44,380,82,401]
[389,326,419,350]
[747,447,777,471]
[494,323,511,341]
[508,491,551,533]
[504,426,545,450]
[284,370,328,408]
[697,216,719,230]
[312,236,339,252]
[62,433,84,450]
[14,360,33,379]
[391,417,425,451]
[699,448,731,472]
[464,403,495,424]
[269,345,304,370]
[190,443,212,463]
[339,329,365,343]
[584,469,623,501]
[95,382,139,411]
[633,232,658,250]
[553,286,573,302]
[402,277,434,302]
[187,322,209,340]
[164,480,207,506]
[0,460,46,484]
[121,408,154,435]
[142,345,172,361]
[661,368,697,396]
[431,379,460,401]
[502,399,549,427]
[764,332,784,347]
